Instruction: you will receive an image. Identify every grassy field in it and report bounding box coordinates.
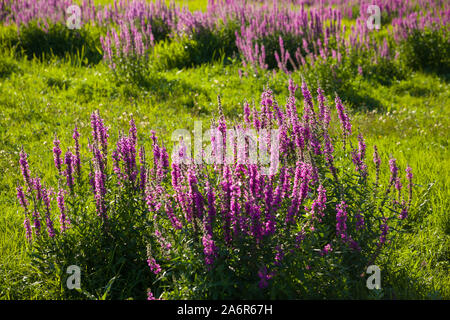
[0,0,449,299]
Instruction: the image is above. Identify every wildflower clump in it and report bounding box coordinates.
[16,80,413,299]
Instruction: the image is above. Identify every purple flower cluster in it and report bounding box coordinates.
[17,149,57,240]
[64,150,75,192]
[309,184,327,222]
[202,233,218,265]
[257,266,274,289]
[336,201,348,241]
[19,147,32,190]
[351,133,368,177]
[73,125,81,177]
[53,135,62,175]
[335,95,352,139]
[147,257,162,275]
[320,243,333,256]
[57,188,69,232]
[2,0,445,74]
[336,201,361,251]
[379,219,389,247]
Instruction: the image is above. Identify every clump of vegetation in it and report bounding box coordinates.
[17,81,416,299]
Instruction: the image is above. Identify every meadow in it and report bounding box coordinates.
[0,0,449,299]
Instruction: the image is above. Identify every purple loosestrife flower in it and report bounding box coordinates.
[271,166,286,211]
[19,147,32,190]
[272,101,284,126]
[309,128,322,155]
[32,210,41,236]
[64,150,75,192]
[310,184,327,222]
[323,132,336,175]
[264,213,276,235]
[150,130,161,168]
[248,165,260,198]
[406,165,413,183]
[188,168,204,220]
[33,177,43,201]
[147,291,157,300]
[165,201,182,230]
[399,203,408,220]
[301,80,316,122]
[94,162,107,220]
[292,121,305,153]
[336,201,348,241]
[389,157,398,183]
[23,217,32,242]
[42,187,55,238]
[395,176,403,194]
[90,112,99,145]
[257,266,274,289]
[121,23,132,57]
[357,133,366,160]
[406,165,413,206]
[288,78,298,98]
[133,29,144,56]
[160,146,169,169]
[205,181,216,234]
[73,125,81,177]
[260,89,274,128]
[57,188,68,232]
[355,212,365,231]
[348,238,361,251]
[145,184,158,214]
[90,111,109,158]
[53,135,62,175]
[16,185,28,211]
[147,257,161,275]
[358,65,363,76]
[171,163,189,217]
[252,105,261,132]
[171,163,181,190]
[230,182,242,237]
[298,163,312,207]
[351,147,368,178]
[335,95,352,138]
[221,166,233,243]
[287,162,304,224]
[202,233,218,265]
[317,86,330,128]
[154,230,172,252]
[274,245,285,265]
[248,201,263,243]
[320,244,333,256]
[112,149,122,181]
[117,136,137,184]
[379,219,389,247]
[129,116,137,149]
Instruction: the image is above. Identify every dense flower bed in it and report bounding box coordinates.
[1,0,448,73]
